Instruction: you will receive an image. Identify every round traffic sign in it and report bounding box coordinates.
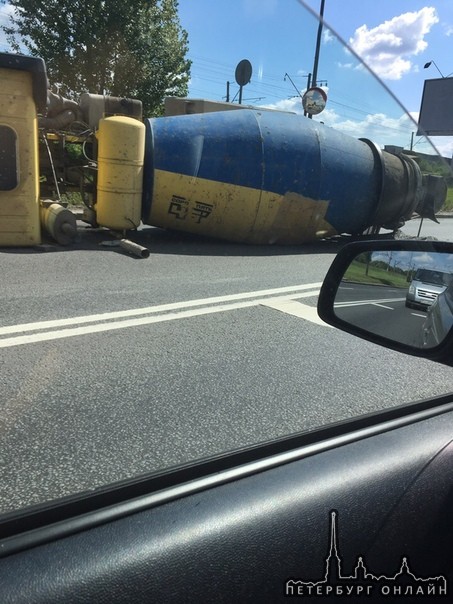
[235,59,252,86]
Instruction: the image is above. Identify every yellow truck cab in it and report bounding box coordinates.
[0,53,47,246]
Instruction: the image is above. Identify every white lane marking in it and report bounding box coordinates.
[334,297,405,308]
[0,283,322,337]
[260,300,332,327]
[372,303,394,310]
[0,289,321,349]
[411,313,427,318]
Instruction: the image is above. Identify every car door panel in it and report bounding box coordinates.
[0,402,452,603]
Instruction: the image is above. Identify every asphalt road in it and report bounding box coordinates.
[1,219,453,514]
[335,282,426,346]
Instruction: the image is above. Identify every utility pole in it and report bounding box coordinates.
[284,72,311,99]
[306,0,326,119]
[312,0,326,88]
[303,74,312,117]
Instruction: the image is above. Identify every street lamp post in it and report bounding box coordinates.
[423,61,453,78]
[424,60,445,78]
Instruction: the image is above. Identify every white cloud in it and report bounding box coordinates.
[319,108,415,146]
[426,136,453,158]
[412,252,436,266]
[259,98,409,147]
[261,97,303,114]
[323,29,335,44]
[349,7,439,80]
[259,97,453,158]
[243,0,278,19]
[336,61,354,70]
[0,3,16,50]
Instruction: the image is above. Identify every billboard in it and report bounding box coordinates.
[417,77,453,136]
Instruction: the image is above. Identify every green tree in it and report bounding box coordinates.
[1,0,191,116]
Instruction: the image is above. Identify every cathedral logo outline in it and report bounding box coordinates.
[285,510,447,598]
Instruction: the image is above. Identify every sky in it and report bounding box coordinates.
[176,0,453,156]
[1,1,452,155]
[372,251,453,273]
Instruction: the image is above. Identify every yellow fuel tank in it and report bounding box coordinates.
[0,55,45,246]
[95,116,145,230]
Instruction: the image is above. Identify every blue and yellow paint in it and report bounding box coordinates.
[142,109,385,244]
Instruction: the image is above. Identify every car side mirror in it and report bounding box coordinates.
[317,240,453,366]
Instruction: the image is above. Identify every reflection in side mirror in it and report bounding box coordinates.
[334,250,453,349]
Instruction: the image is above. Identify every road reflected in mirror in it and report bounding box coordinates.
[334,251,453,349]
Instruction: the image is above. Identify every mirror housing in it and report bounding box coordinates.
[317,240,453,366]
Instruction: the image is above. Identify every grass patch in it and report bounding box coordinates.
[61,192,83,206]
[443,187,453,211]
[343,260,409,288]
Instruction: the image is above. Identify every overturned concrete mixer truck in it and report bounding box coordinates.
[0,52,446,249]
